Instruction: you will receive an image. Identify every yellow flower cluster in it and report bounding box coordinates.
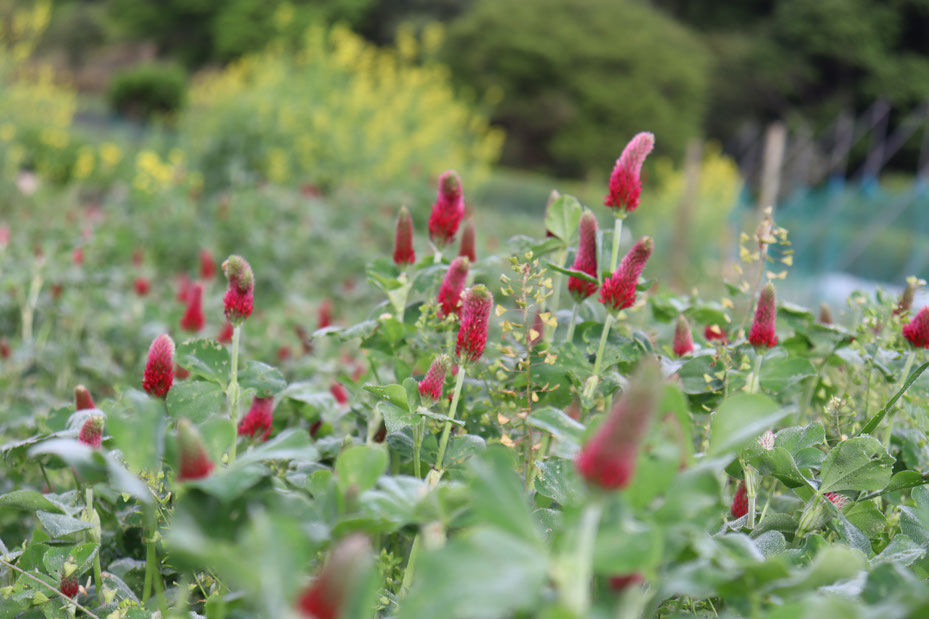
[183,24,503,190]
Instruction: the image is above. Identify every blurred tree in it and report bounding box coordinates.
[443,0,709,176]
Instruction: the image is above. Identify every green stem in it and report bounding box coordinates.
[413,418,424,478]
[563,497,604,615]
[400,533,422,594]
[546,248,567,340]
[591,313,615,382]
[749,351,764,394]
[610,216,625,272]
[142,508,156,603]
[883,349,917,445]
[565,303,580,344]
[527,434,551,490]
[86,488,104,603]
[435,367,466,471]
[228,325,242,462]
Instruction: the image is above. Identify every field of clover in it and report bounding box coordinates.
[4,130,929,619]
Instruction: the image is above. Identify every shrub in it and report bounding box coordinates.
[107,62,188,121]
[444,0,709,176]
[180,24,502,193]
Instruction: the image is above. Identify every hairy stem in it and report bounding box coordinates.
[435,368,466,471]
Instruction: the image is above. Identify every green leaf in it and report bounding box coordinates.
[398,528,548,619]
[881,470,929,495]
[36,511,93,538]
[237,429,318,465]
[545,262,598,284]
[819,436,894,493]
[176,338,231,385]
[198,415,236,464]
[335,445,388,493]
[107,390,166,472]
[593,520,662,573]
[751,447,813,489]
[239,361,287,397]
[859,361,929,436]
[363,384,410,412]
[543,194,582,243]
[709,394,789,456]
[166,380,225,423]
[526,407,585,446]
[470,448,541,544]
[185,462,268,502]
[0,491,66,514]
[759,357,816,392]
[872,534,926,567]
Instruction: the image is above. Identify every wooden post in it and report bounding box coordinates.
[670,139,703,291]
[758,122,786,212]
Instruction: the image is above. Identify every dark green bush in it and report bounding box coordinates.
[443,0,709,176]
[107,63,188,121]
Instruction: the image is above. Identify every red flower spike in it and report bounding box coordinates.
[576,359,661,490]
[437,257,470,318]
[222,255,254,325]
[599,237,653,312]
[74,384,95,411]
[318,300,333,329]
[134,276,150,296]
[825,492,849,510]
[456,285,493,364]
[419,354,451,407]
[428,170,465,247]
[903,306,929,348]
[60,575,79,598]
[704,324,727,343]
[731,482,748,518]
[330,382,349,406]
[297,535,373,619]
[609,573,644,592]
[78,416,104,449]
[459,218,476,263]
[238,396,274,441]
[393,206,416,266]
[180,283,205,332]
[199,249,216,280]
[176,274,193,304]
[72,247,84,266]
[217,320,234,344]
[0,338,9,359]
[176,419,214,481]
[568,210,599,302]
[748,283,778,348]
[604,132,655,214]
[143,334,175,398]
[673,314,694,357]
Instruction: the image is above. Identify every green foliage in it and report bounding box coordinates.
[444,0,709,175]
[107,63,188,121]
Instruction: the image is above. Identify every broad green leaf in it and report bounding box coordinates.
[198,415,236,464]
[398,527,548,619]
[545,262,598,284]
[185,462,268,502]
[534,458,581,506]
[0,491,66,514]
[593,520,662,573]
[36,511,93,538]
[543,194,582,243]
[819,436,894,493]
[872,534,925,567]
[335,445,388,493]
[378,401,418,433]
[882,470,929,495]
[709,394,789,456]
[176,338,231,385]
[239,361,287,397]
[470,448,541,544]
[166,380,225,423]
[760,357,816,392]
[363,383,410,411]
[107,389,166,472]
[237,429,318,465]
[526,407,585,446]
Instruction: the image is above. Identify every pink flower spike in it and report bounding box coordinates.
[418,354,451,407]
[903,306,929,348]
[567,210,599,302]
[604,132,655,214]
[222,255,254,325]
[176,419,214,481]
[459,218,476,263]
[78,416,104,449]
[673,314,694,357]
[74,384,95,411]
[238,396,274,441]
[143,334,175,398]
[428,170,465,247]
[180,283,205,332]
[575,359,661,490]
[455,285,493,364]
[437,257,470,318]
[599,237,653,312]
[393,206,416,266]
[748,283,778,348]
